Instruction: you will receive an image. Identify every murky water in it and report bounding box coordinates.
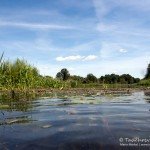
[0,91,150,150]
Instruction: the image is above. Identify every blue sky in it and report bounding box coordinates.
[0,0,150,78]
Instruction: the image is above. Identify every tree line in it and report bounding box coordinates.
[0,53,150,90]
[56,68,140,84]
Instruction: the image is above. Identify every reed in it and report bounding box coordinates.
[138,79,150,86]
[0,58,39,90]
[0,55,68,92]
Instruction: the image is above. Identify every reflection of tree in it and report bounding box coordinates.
[10,101,33,111]
[0,93,34,112]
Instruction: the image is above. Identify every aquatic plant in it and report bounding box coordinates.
[0,58,39,90]
[138,79,150,86]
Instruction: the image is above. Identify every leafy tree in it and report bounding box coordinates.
[70,75,84,83]
[56,68,70,81]
[134,78,140,83]
[56,72,63,80]
[86,73,97,83]
[145,64,150,79]
[120,74,134,84]
[110,74,119,83]
[99,74,139,84]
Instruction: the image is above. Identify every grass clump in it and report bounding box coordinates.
[0,58,39,90]
[138,79,150,86]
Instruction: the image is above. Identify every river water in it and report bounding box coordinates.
[0,91,150,150]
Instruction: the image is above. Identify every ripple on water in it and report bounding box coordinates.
[0,91,150,149]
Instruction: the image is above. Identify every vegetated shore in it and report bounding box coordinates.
[0,86,150,100]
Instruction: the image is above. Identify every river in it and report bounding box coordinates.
[0,91,150,150]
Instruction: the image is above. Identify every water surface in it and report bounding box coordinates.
[0,91,150,150]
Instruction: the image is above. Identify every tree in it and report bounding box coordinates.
[86,73,97,83]
[145,64,150,79]
[99,74,139,84]
[70,75,84,83]
[56,68,70,81]
[110,74,119,84]
[56,72,63,80]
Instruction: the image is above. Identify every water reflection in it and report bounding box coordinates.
[0,91,150,111]
[0,99,33,112]
[0,91,150,149]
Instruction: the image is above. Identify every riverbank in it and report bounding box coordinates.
[0,87,150,101]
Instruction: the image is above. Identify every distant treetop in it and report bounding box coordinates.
[145,63,150,79]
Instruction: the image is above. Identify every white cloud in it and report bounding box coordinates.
[56,55,98,62]
[56,55,84,61]
[119,48,127,53]
[83,55,97,61]
[0,21,73,30]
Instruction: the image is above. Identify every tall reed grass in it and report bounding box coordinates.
[0,54,69,91]
[0,58,39,90]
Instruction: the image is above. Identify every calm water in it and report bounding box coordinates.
[0,91,150,150]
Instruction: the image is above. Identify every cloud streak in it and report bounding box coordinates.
[56,55,98,61]
[0,21,74,30]
[83,55,98,61]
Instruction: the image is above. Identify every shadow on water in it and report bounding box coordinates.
[0,91,150,150]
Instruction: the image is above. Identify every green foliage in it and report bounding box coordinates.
[70,80,78,88]
[0,55,145,92]
[86,73,97,83]
[99,74,139,84]
[70,75,84,83]
[138,79,150,86]
[56,68,70,81]
[0,59,39,89]
[145,64,150,79]
[56,72,63,80]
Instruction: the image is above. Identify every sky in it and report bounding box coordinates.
[0,0,150,78]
